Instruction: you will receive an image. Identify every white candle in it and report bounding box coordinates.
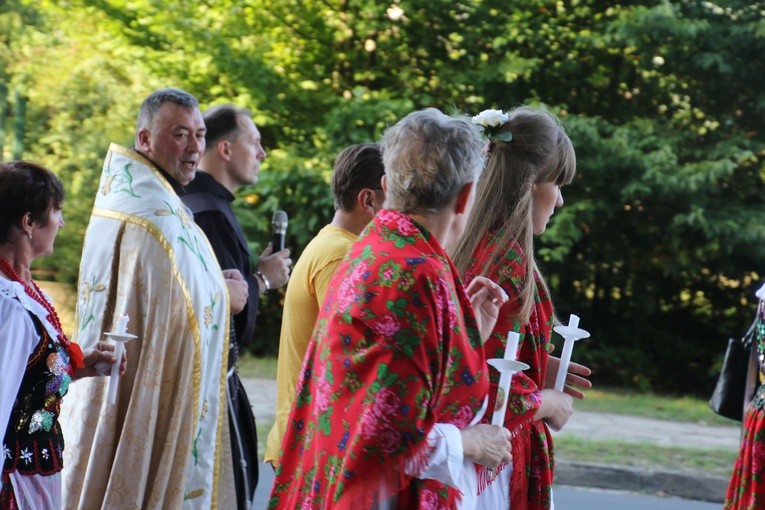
[107,314,129,406]
[553,314,590,392]
[505,331,520,362]
[115,314,128,334]
[490,331,524,426]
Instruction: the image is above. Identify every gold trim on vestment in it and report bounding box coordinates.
[91,207,203,435]
[196,221,231,509]
[109,143,176,196]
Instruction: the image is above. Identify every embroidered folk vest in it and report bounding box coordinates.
[3,320,72,476]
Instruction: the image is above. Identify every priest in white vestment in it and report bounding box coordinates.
[60,89,245,509]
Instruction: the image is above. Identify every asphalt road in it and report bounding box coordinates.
[252,466,720,510]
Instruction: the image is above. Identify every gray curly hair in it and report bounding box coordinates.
[380,108,484,215]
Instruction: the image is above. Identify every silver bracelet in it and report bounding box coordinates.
[255,271,271,293]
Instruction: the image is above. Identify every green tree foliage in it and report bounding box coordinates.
[0,0,158,282]
[1,0,763,393]
[528,2,765,392]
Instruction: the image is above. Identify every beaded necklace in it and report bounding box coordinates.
[0,257,84,368]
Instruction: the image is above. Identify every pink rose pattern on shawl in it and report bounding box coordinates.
[452,405,475,429]
[374,313,400,338]
[335,261,369,312]
[359,388,401,441]
[314,365,333,414]
[420,488,441,510]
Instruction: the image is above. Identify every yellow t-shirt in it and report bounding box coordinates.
[264,224,357,465]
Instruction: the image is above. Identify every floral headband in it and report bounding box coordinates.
[471,109,512,142]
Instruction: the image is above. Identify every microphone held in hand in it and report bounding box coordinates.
[272,210,288,252]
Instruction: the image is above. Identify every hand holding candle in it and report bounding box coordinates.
[553,314,590,393]
[106,313,136,406]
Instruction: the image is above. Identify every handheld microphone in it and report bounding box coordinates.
[271,210,288,252]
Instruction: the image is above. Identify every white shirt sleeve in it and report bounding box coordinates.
[404,423,479,508]
[408,423,464,485]
[0,297,39,449]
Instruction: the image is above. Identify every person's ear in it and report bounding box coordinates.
[136,129,151,152]
[454,182,474,214]
[381,175,388,195]
[358,189,376,214]
[217,139,232,160]
[20,212,34,237]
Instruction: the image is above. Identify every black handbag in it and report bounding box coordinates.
[709,320,757,421]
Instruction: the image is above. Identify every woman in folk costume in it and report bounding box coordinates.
[269,108,516,509]
[0,161,123,510]
[452,107,591,510]
[725,283,765,509]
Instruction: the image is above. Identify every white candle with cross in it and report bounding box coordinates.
[553,314,590,392]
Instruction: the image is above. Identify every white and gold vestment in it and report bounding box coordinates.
[61,144,233,509]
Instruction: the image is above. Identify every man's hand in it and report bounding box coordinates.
[256,242,292,291]
[222,268,245,281]
[223,268,249,313]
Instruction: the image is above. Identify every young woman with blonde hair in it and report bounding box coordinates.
[452,106,591,510]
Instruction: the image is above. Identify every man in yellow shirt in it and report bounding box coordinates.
[264,144,385,466]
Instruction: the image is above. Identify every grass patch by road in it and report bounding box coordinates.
[560,386,741,479]
[238,354,277,379]
[554,435,737,478]
[575,386,736,426]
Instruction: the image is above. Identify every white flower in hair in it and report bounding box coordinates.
[471,108,512,142]
[472,109,509,128]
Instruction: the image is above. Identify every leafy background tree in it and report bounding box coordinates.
[1,0,763,394]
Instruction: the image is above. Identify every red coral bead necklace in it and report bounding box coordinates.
[0,257,84,368]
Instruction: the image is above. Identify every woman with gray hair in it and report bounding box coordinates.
[269,108,514,509]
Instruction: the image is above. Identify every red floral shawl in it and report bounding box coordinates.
[269,210,490,510]
[465,231,555,510]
